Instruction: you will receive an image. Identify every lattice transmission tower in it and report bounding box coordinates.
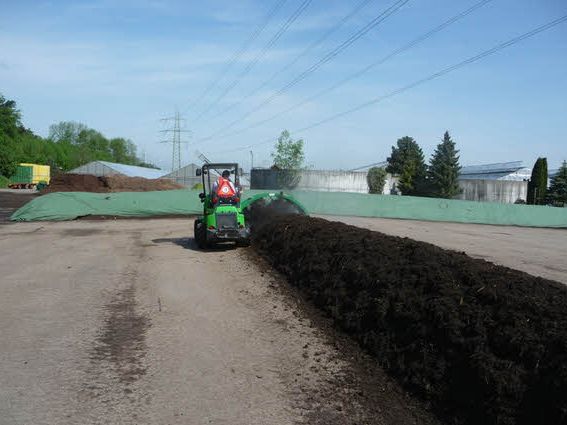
[160,110,191,172]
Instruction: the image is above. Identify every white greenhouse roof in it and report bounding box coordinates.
[161,163,200,178]
[97,161,167,179]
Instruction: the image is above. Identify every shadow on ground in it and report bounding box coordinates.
[152,237,237,252]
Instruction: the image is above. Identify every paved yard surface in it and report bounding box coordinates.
[2,206,565,424]
[0,189,37,223]
[0,218,437,425]
[323,215,567,284]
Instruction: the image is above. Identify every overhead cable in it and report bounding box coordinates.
[182,0,288,114]
[202,0,493,142]
[197,0,410,141]
[193,0,314,121]
[205,14,567,155]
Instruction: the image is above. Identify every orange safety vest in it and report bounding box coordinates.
[216,177,236,198]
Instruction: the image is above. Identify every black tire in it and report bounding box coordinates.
[236,239,251,247]
[194,219,208,249]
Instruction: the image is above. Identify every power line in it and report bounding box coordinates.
[193,0,314,121]
[197,0,410,142]
[182,0,288,114]
[205,13,567,156]
[198,0,493,143]
[208,0,377,121]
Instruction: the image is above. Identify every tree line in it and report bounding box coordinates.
[367,131,461,199]
[366,132,567,206]
[0,94,155,180]
[526,157,567,207]
[270,129,463,198]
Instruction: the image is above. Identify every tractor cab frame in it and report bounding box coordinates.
[193,163,249,248]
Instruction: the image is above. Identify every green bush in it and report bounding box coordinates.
[367,166,387,194]
[0,175,10,188]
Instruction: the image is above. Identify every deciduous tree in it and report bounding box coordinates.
[0,142,17,177]
[272,130,304,169]
[0,93,153,175]
[48,121,86,145]
[272,130,305,189]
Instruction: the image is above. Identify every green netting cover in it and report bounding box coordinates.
[10,189,567,228]
[288,191,567,228]
[10,190,201,221]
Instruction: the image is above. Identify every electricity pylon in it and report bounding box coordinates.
[160,110,191,172]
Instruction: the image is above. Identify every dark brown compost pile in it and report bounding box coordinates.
[244,197,305,231]
[42,173,182,193]
[253,215,567,425]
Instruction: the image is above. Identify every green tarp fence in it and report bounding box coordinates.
[10,189,567,228]
[10,191,201,221]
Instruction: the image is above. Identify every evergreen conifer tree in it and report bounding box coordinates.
[548,160,567,206]
[527,158,548,205]
[386,136,427,195]
[428,131,462,198]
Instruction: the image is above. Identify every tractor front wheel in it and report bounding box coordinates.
[194,219,208,249]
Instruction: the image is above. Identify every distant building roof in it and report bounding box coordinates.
[459,161,525,175]
[97,161,167,179]
[69,161,167,179]
[459,161,532,181]
[161,163,200,179]
[161,163,201,188]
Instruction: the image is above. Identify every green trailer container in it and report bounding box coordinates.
[9,163,50,189]
[10,165,34,184]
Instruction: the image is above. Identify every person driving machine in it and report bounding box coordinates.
[211,170,240,203]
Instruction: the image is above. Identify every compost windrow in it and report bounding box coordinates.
[42,173,183,193]
[252,214,567,425]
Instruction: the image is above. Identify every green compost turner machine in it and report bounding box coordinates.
[193,163,306,249]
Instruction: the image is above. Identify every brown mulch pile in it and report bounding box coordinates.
[252,214,567,425]
[42,174,183,193]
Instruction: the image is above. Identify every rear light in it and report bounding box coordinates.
[234,197,240,202]
[208,226,215,230]
[212,198,218,204]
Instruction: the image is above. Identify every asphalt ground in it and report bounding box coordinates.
[2,191,566,424]
[323,215,567,284]
[0,218,439,425]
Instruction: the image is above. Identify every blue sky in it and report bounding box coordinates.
[1,0,566,171]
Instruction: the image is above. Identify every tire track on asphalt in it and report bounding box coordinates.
[80,231,152,421]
